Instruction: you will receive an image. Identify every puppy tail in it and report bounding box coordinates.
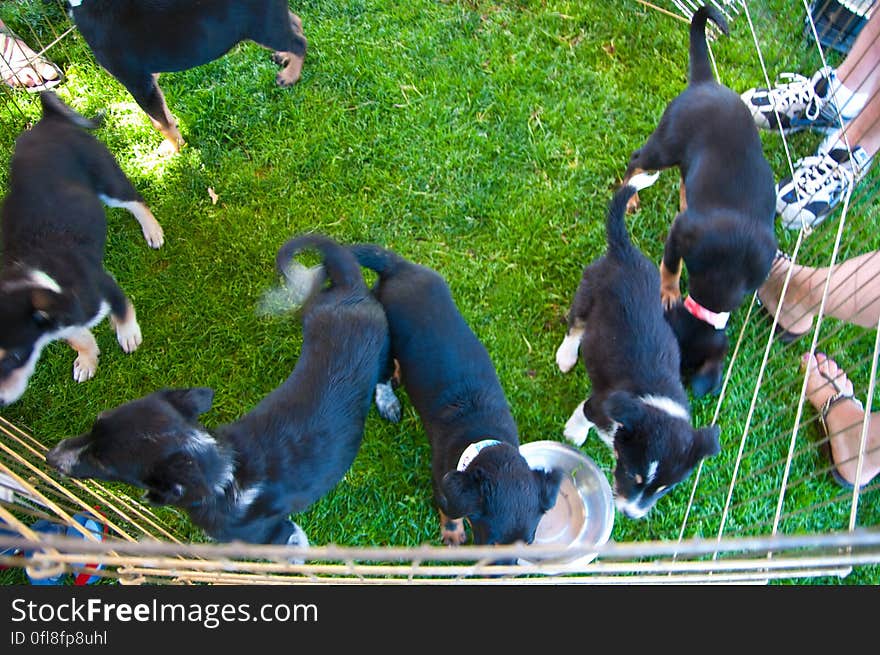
[688,5,729,85]
[39,91,103,130]
[348,244,404,279]
[275,233,366,296]
[607,172,659,257]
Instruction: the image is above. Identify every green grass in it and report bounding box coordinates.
[1,0,878,584]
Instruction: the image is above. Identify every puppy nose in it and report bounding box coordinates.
[615,495,650,520]
[45,447,68,474]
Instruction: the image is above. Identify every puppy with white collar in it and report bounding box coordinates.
[0,92,163,406]
[556,174,720,519]
[351,243,562,551]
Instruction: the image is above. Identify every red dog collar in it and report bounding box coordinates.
[683,295,729,330]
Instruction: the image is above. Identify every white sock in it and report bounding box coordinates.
[828,71,868,120]
[818,129,844,153]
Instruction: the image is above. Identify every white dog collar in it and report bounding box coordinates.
[457,439,503,472]
[683,295,729,330]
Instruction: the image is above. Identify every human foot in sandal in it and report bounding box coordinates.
[0,21,61,92]
[803,352,880,489]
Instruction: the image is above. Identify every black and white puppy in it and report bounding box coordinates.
[0,91,163,407]
[556,173,721,520]
[47,234,389,549]
[67,0,308,152]
[351,244,562,549]
[621,5,777,397]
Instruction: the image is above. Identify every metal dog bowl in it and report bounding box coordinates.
[518,441,614,566]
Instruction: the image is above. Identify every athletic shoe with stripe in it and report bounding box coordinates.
[740,66,857,134]
[776,145,872,230]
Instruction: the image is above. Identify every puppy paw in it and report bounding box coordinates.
[142,221,165,250]
[626,191,641,213]
[374,381,401,423]
[73,353,98,383]
[555,333,581,373]
[276,55,304,87]
[556,350,577,373]
[563,423,588,447]
[276,70,301,87]
[114,317,143,354]
[659,260,682,310]
[563,401,591,447]
[285,522,310,565]
[157,140,180,157]
[660,286,682,311]
[441,518,467,546]
[272,51,290,66]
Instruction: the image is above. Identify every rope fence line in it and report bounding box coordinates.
[0,417,185,545]
[1,528,878,583]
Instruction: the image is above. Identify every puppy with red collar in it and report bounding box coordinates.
[67,0,308,152]
[0,92,163,406]
[351,243,562,550]
[621,5,777,397]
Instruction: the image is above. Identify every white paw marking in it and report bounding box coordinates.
[563,401,592,446]
[73,353,98,382]
[286,522,310,565]
[555,333,581,373]
[114,316,142,353]
[142,222,164,249]
[375,381,401,423]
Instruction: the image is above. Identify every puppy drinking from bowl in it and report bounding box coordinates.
[556,174,721,519]
[351,243,563,552]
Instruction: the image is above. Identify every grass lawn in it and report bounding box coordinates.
[0,0,877,584]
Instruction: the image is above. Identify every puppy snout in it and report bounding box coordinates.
[45,446,65,473]
[45,445,76,475]
[614,494,651,520]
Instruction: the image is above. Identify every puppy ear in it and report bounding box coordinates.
[604,390,642,430]
[534,467,563,513]
[30,288,77,327]
[691,425,721,461]
[161,388,214,419]
[439,470,483,519]
[144,451,209,506]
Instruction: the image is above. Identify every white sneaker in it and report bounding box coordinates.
[741,66,860,134]
[776,145,872,230]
